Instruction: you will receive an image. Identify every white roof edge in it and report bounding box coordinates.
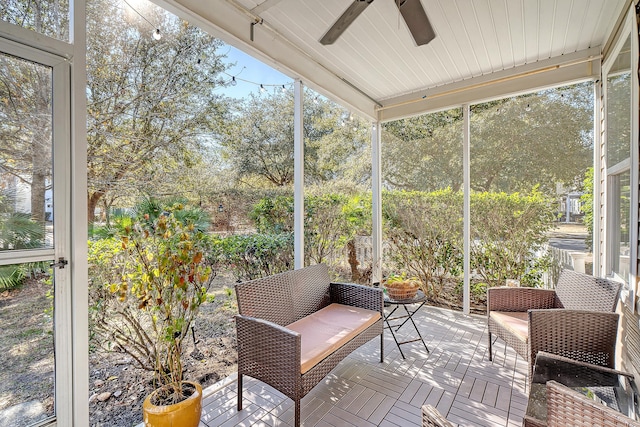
[378,47,602,121]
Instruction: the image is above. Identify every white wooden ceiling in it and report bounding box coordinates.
[159,0,628,120]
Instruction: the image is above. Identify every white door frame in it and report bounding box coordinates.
[0,36,73,427]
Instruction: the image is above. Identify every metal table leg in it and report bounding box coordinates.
[384,300,430,359]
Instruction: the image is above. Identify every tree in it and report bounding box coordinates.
[381,83,593,194]
[382,109,463,191]
[86,0,230,223]
[0,1,71,225]
[470,84,593,193]
[0,51,52,225]
[219,89,371,187]
[0,0,69,40]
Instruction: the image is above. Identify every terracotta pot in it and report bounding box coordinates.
[142,381,202,427]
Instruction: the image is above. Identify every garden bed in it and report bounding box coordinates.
[88,273,238,427]
[0,273,238,427]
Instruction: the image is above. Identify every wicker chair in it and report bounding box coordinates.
[487,269,621,375]
[546,380,640,427]
[235,264,383,427]
[422,405,454,427]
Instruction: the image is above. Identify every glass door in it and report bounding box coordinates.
[0,37,70,427]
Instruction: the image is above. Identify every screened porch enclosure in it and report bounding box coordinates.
[0,0,638,426]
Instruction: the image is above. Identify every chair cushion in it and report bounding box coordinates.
[286,303,381,374]
[490,311,529,342]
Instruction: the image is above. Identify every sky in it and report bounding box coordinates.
[219,45,293,100]
[125,0,292,100]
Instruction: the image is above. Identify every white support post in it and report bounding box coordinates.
[463,104,471,315]
[294,79,304,269]
[372,121,383,285]
[593,80,603,277]
[71,0,90,425]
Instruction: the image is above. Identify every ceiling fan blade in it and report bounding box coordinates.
[397,0,436,46]
[320,0,374,45]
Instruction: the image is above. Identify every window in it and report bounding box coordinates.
[604,16,637,292]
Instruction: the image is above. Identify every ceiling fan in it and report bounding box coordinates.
[319,0,436,46]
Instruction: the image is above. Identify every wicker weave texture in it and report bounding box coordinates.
[236,315,301,398]
[234,264,384,427]
[554,269,622,312]
[291,264,331,322]
[488,316,528,360]
[486,270,622,372]
[487,287,557,312]
[421,404,454,427]
[330,282,384,314]
[546,380,640,427]
[528,310,619,373]
[235,270,296,326]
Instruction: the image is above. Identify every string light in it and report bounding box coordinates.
[122,0,163,41]
[122,2,293,92]
[221,70,294,93]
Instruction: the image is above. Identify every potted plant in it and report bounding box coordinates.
[383,272,420,301]
[89,203,213,427]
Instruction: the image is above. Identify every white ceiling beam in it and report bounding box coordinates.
[251,0,286,15]
[378,47,602,121]
[155,0,379,120]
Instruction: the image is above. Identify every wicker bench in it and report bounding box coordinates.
[234,264,384,427]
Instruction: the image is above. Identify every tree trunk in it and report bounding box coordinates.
[347,239,360,283]
[30,170,46,224]
[88,191,104,226]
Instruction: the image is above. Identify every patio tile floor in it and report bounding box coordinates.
[199,306,528,427]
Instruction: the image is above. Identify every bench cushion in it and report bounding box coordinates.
[287,303,381,374]
[490,311,529,342]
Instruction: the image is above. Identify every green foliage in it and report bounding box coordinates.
[250,196,294,234]
[86,0,230,222]
[581,167,594,251]
[383,188,556,297]
[0,212,45,250]
[383,189,463,298]
[249,192,371,270]
[88,204,214,401]
[0,191,46,290]
[383,83,593,195]
[91,197,210,239]
[0,264,26,291]
[470,189,557,287]
[212,233,293,281]
[219,89,371,187]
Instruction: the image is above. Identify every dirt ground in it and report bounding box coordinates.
[0,273,238,427]
[88,274,239,427]
[0,277,55,426]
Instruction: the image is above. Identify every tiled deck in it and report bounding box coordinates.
[199,306,529,427]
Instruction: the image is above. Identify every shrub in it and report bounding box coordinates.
[213,233,293,281]
[470,188,556,287]
[88,205,214,402]
[383,188,463,298]
[383,188,556,297]
[249,193,360,271]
